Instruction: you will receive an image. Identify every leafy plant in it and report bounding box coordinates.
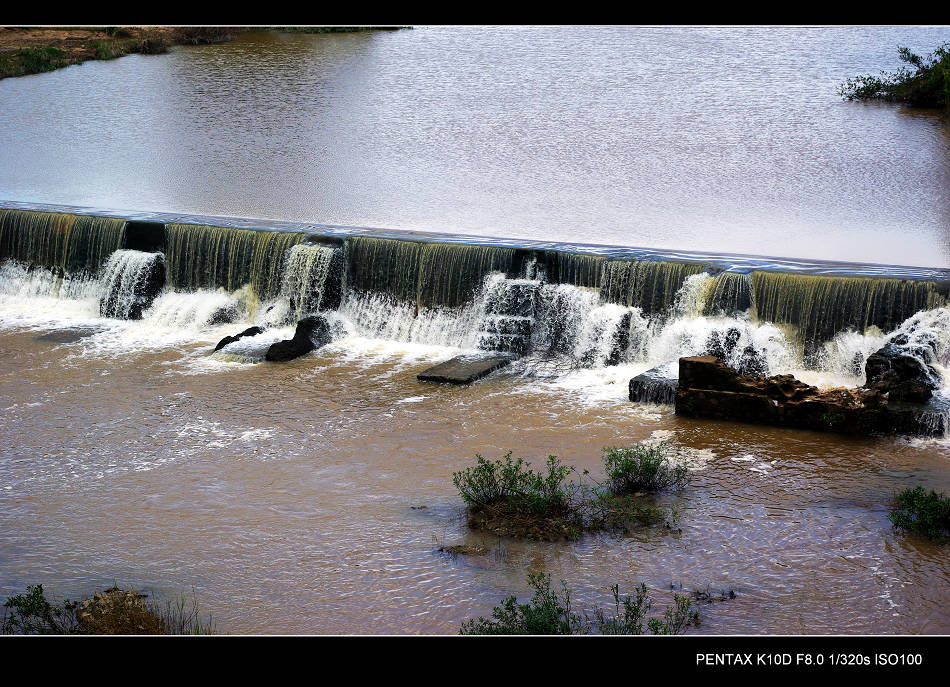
[602,441,690,494]
[2,584,215,635]
[461,575,702,635]
[1,584,80,634]
[459,573,582,635]
[889,486,950,540]
[452,452,576,516]
[839,43,950,109]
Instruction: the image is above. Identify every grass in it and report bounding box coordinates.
[1,583,215,635]
[889,486,950,541]
[839,43,950,109]
[452,443,689,541]
[459,573,701,635]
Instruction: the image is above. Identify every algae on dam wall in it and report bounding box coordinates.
[2,207,949,356]
[751,270,949,352]
[0,209,126,275]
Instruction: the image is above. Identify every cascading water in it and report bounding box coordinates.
[751,271,947,354]
[0,210,126,275]
[164,223,308,317]
[600,259,708,314]
[278,244,339,323]
[98,250,165,320]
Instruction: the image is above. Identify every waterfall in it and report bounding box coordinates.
[345,237,516,310]
[600,259,708,315]
[99,250,166,320]
[703,271,753,316]
[164,223,307,307]
[474,275,541,355]
[2,206,949,396]
[279,244,339,322]
[751,271,946,353]
[0,209,126,275]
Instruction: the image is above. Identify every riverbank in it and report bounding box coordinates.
[0,27,406,80]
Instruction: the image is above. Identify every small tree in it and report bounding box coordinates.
[839,43,950,109]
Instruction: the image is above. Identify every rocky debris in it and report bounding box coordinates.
[864,342,939,403]
[35,327,104,344]
[629,363,678,404]
[703,327,768,376]
[265,315,332,362]
[439,544,489,556]
[75,587,163,635]
[208,304,239,325]
[674,355,942,436]
[213,326,265,352]
[417,355,511,385]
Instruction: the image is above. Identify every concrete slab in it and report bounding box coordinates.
[417,355,511,385]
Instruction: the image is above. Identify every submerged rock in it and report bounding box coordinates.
[417,355,511,385]
[629,363,678,404]
[213,326,265,352]
[864,343,939,403]
[265,315,332,362]
[674,355,941,436]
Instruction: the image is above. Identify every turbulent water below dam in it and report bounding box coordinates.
[2,206,950,633]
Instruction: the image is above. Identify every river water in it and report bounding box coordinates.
[1,26,950,635]
[0,26,949,267]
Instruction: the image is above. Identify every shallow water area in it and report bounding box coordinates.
[2,311,950,634]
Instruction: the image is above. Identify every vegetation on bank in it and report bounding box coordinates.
[452,442,689,541]
[889,486,950,541]
[0,27,240,79]
[1,583,215,635]
[0,26,409,80]
[839,43,950,109]
[459,572,701,635]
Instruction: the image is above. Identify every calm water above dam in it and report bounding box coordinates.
[1,26,949,267]
[2,26,950,635]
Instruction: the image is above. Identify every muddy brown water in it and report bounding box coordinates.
[2,326,949,634]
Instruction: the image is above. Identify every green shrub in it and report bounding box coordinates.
[839,43,950,109]
[452,452,576,516]
[459,573,581,635]
[1,584,215,635]
[12,47,66,75]
[460,575,701,635]
[602,441,690,494]
[92,41,118,60]
[889,486,950,540]
[0,584,80,634]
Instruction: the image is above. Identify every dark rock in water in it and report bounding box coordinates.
[208,305,239,326]
[265,315,332,362]
[629,364,678,405]
[864,343,939,403]
[35,327,104,344]
[705,328,741,361]
[736,344,768,377]
[213,326,265,353]
[675,355,943,437]
[417,355,511,385]
[606,311,633,367]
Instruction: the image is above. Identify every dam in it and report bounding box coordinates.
[3,201,949,378]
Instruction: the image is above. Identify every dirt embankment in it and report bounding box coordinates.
[0,27,246,79]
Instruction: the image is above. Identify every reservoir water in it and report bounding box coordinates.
[0,26,949,267]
